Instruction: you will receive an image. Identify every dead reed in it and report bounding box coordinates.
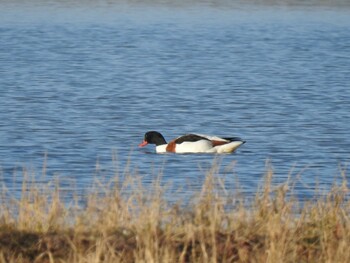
[0,161,349,263]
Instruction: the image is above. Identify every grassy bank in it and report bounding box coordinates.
[0,163,349,263]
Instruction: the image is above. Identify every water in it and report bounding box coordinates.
[1,1,350,203]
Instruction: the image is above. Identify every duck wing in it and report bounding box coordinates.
[222,137,244,142]
[174,134,210,144]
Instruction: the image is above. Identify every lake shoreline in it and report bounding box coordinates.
[1,164,349,262]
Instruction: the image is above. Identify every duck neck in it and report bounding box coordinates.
[154,137,167,146]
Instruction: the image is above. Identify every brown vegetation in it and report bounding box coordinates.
[0,162,349,262]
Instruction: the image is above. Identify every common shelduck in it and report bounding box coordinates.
[139,131,245,154]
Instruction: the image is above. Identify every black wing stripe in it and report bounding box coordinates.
[175,134,209,144]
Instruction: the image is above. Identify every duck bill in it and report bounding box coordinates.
[139,140,148,147]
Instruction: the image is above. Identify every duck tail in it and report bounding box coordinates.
[216,140,245,153]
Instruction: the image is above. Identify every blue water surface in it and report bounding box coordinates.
[0,1,350,203]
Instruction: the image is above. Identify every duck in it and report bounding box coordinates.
[139,131,245,154]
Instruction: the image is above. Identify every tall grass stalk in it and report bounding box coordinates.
[0,161,349,262]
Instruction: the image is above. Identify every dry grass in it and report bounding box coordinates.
[0,161,349,263]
